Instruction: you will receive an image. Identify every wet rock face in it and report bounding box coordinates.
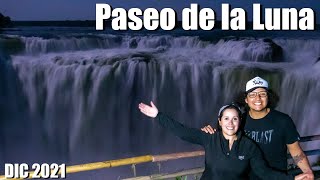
[129,39,138,49]
[238,38,284,62]
[217,38,284,63]
[0,37,25,55]
[261,38,283,62]
[315,57,320,64]
[313,57,320,70]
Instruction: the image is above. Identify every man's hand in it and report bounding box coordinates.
[294,172,314,180]
[201,125,216,134]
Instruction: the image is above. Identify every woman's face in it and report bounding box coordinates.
[219,108,240,137]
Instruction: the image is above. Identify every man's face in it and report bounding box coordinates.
[245,88,268,112]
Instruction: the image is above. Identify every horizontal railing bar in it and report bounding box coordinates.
[289,166,320,175]
[122,167,204,180]
[65,155,153,173]
[304,150,320,156]
[288,149,320,158]
[0,155,153,180]
[152,150,204,162]
[300,135,320,142]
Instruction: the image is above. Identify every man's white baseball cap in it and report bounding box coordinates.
[245,77,269,92]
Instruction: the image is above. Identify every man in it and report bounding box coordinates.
[202,76,314,179]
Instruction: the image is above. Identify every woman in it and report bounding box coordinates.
[138,101,311,180]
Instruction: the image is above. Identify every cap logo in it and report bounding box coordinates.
[252,79,263,86]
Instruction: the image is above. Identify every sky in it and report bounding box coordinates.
[0,0,319,22]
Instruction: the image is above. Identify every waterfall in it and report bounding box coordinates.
[1,33,319,178]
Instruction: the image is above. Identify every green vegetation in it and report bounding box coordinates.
[0,13,11,28]
[175,176,187,180]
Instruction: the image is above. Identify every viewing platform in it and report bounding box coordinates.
[1,134,319,180]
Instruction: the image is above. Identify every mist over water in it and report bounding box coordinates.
[1,27,320,179]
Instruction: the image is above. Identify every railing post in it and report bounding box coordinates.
[131,164,137,177]
[157,162,161,173]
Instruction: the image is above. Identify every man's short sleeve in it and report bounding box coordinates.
[284,115,300,144]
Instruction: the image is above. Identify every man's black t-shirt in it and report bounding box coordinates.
[244,109,300,172]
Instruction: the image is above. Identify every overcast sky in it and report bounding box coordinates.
[0,0,318,22]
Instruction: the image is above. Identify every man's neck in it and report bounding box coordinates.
[249,108,270,119]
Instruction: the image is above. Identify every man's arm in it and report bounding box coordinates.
[201,125,216,134]
[287,141,314,178]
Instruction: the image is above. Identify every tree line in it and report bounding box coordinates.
[0,13,11,28]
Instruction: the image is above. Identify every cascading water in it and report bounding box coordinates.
[1,30,320,178]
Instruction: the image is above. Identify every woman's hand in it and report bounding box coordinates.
[139,101,158,118]
[201,125,216,134]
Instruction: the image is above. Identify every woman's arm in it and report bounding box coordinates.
[156,112,208,145]
[139,102,208,145]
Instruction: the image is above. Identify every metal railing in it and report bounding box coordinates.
[299,135,320,156]
[0,135,319,180]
